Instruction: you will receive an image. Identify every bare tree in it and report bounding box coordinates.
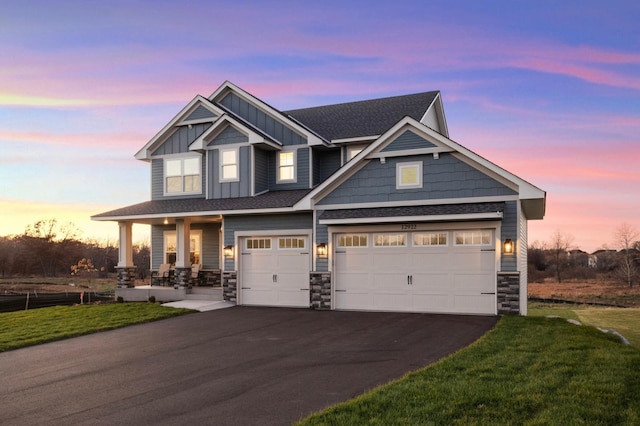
[614,223,639,287]
[550,230,575,283]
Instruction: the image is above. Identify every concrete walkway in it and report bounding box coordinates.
[162,299,235,312]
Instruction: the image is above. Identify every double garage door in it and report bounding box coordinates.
[334,228,497,314]
[239,235,310,307]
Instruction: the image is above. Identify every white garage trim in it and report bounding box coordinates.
[329,222,500,315]
[236,229,312,307]
[319,211,503,225]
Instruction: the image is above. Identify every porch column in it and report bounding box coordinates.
[116,221,136,288]
[174,218,192,289]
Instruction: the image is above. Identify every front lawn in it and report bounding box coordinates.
[0,303,194,352]
[299,315,640,425]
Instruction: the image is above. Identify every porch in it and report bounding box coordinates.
[116,285,224,303]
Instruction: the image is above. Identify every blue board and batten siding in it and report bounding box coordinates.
[151,123,211,156]
[267,146,310,190]
[185,105,217,121]
[219,92,307,146]
[223,213,313,270]
[317,153,516,206]
[382,130,437,152]
[254,148,269,193]
[208,146,252,199]
[314,149,341,185]
[151,157,206,200]
[500,200,518,272]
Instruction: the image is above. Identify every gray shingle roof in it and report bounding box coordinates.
[283,91,439,141]
[93,189,312,219]
[319,202,505,221]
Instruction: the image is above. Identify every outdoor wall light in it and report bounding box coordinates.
[223,245,234,258]
[316,243,328,258]
[503,239,514,254]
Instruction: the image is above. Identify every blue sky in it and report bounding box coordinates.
[1,0,639,250]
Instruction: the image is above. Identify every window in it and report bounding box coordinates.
[165,157,201,195]
[277,151,296,182]
[454,230,492,246]
[279,237,305,249]
[396,161,422,189]
[413,232,448,246]
[337,234,368,248]
[220,149,238,182]
[164,230,202,265]
[374,233,406,247]
[246,238,272,250]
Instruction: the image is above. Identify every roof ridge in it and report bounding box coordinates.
[283,90,440,114]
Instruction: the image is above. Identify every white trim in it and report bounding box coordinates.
[163,154,203,197]
[92,207,297,222]
[294,117,545,218]
[367,146,453,159]
[135,96,223,160]
[190,114,279,151]
[332,135,379,144]
[250,145,255,196]
[219,147,239,182]
[319,211,503,225]
[277,149,297,183]
[396,161,423,189]
[209,81,326,146]
[177,117,217,126]
[317,195,518,211]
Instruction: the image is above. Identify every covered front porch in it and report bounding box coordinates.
[114,213,224,294]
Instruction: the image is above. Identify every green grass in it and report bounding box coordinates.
[0,303,194,352]
[529,303,640,348]
[299,316,640,425]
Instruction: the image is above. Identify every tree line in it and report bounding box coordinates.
[0,219,638,287]
[0,219,150,279]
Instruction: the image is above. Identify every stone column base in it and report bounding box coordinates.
[222,271,237,302]
[497,272,520,314]
[173,267,192,290]
[116,266,136,288]
[310,272,331,310]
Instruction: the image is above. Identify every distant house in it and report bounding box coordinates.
[93,81,546,315]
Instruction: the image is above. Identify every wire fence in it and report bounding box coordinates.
[0,291,115,313]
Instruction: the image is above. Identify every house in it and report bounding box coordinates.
[92,81,546,315]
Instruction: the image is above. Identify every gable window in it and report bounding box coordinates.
[165,156,201,195]
[277,150,296,182]
[396,161,422,189]
[220,148,238,182]
[164,230,202,265]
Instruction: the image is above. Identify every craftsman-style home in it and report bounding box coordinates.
[93,81,545,315]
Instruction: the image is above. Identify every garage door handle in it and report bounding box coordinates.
[299,288,308,291]
[481,292,495,295]
[335,250,346,254]
[335,289,346,292]
[242,287,251,289]
[481,249,495,252]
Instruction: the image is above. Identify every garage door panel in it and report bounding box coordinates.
[334,229,497,315]
[453,294,495,314]
[240,236,309,308]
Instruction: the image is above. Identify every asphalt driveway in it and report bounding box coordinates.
[0,307,497,425]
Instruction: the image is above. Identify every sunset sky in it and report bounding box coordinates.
[1,0,638,252]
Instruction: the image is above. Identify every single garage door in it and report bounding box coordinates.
[240,236,310,307]
[334,229,496,314]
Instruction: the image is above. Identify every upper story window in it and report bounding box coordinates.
[165,156,201,195]
[277,150,296,183]
[396,161,422,189]
[220,148,238,182]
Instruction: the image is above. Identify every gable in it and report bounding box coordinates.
[207,125,248,146]
[316,152,517,206]
[219,92,307,146]
[185,104,217,122]
[381,129,436,152]
[151,123,212,156]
